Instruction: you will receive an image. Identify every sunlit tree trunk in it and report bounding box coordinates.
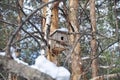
[42,0,59,64]
[50,1,59,33]
[90,0,98,78]
[69,0,83,80]
[47,1,60,65]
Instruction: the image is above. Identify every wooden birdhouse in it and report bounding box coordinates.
[49,28,69,55]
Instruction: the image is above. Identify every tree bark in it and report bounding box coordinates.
[0,56,53,80]
[90,0,98,78]
[69,0,83,80]
[47,1,60,65]
[42,0,60,65]
[90,73,120,80]
[42,0,48,32]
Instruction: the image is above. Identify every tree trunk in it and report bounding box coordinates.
[42,0,48,32]
[90,73,120,80]
[47,1,60,65]
[0,56,53,80]
[42,0,53,64]
[42,0,60,65]
[69,0,83,80]
[89,0,98,78]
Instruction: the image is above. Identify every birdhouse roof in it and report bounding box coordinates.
[50,28,68,37]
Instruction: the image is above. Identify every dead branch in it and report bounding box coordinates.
[90,73,120,80]
[0,55,53,80]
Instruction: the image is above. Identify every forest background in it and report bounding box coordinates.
[0,0,120,80]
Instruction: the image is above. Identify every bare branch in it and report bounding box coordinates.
[90,73,120,80]
[0,56,53,80]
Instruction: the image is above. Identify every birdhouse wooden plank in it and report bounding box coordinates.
[49,28,69,54]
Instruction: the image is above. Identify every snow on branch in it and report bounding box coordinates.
[31,50,70,80]
[99,64,116,69]
[0,49,70,80]
[0,55,53,80]
[56,28,68,32]
[81,55,106,60]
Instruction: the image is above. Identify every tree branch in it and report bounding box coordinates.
[0,56,53,80]
[90,73,120,80]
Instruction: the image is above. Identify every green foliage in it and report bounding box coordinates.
[0,26,10,49]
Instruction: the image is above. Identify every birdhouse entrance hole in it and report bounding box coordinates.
[61,36,64,40]
[49,29,70,55]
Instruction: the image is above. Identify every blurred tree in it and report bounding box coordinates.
[69,0,83,80]
[89,0,98,78]
[0,0,120,80]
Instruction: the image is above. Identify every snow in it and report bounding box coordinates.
[40,49,45,55]
[0,47,16,57]
[100,64,116,69]
[0,52,6,56]
[81,56,106,60]
[34,55,58,78]
[10,47,17,59]
[45,0,53,25]
[14,58,28,65]
[0,48,70,79]
[56,67,70,80]
[57,28,68,32]
[59,2,63,9]
[44,0,53,40]
[31,50,70,80]
[117,16,120,19]
[81,56,90,60]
